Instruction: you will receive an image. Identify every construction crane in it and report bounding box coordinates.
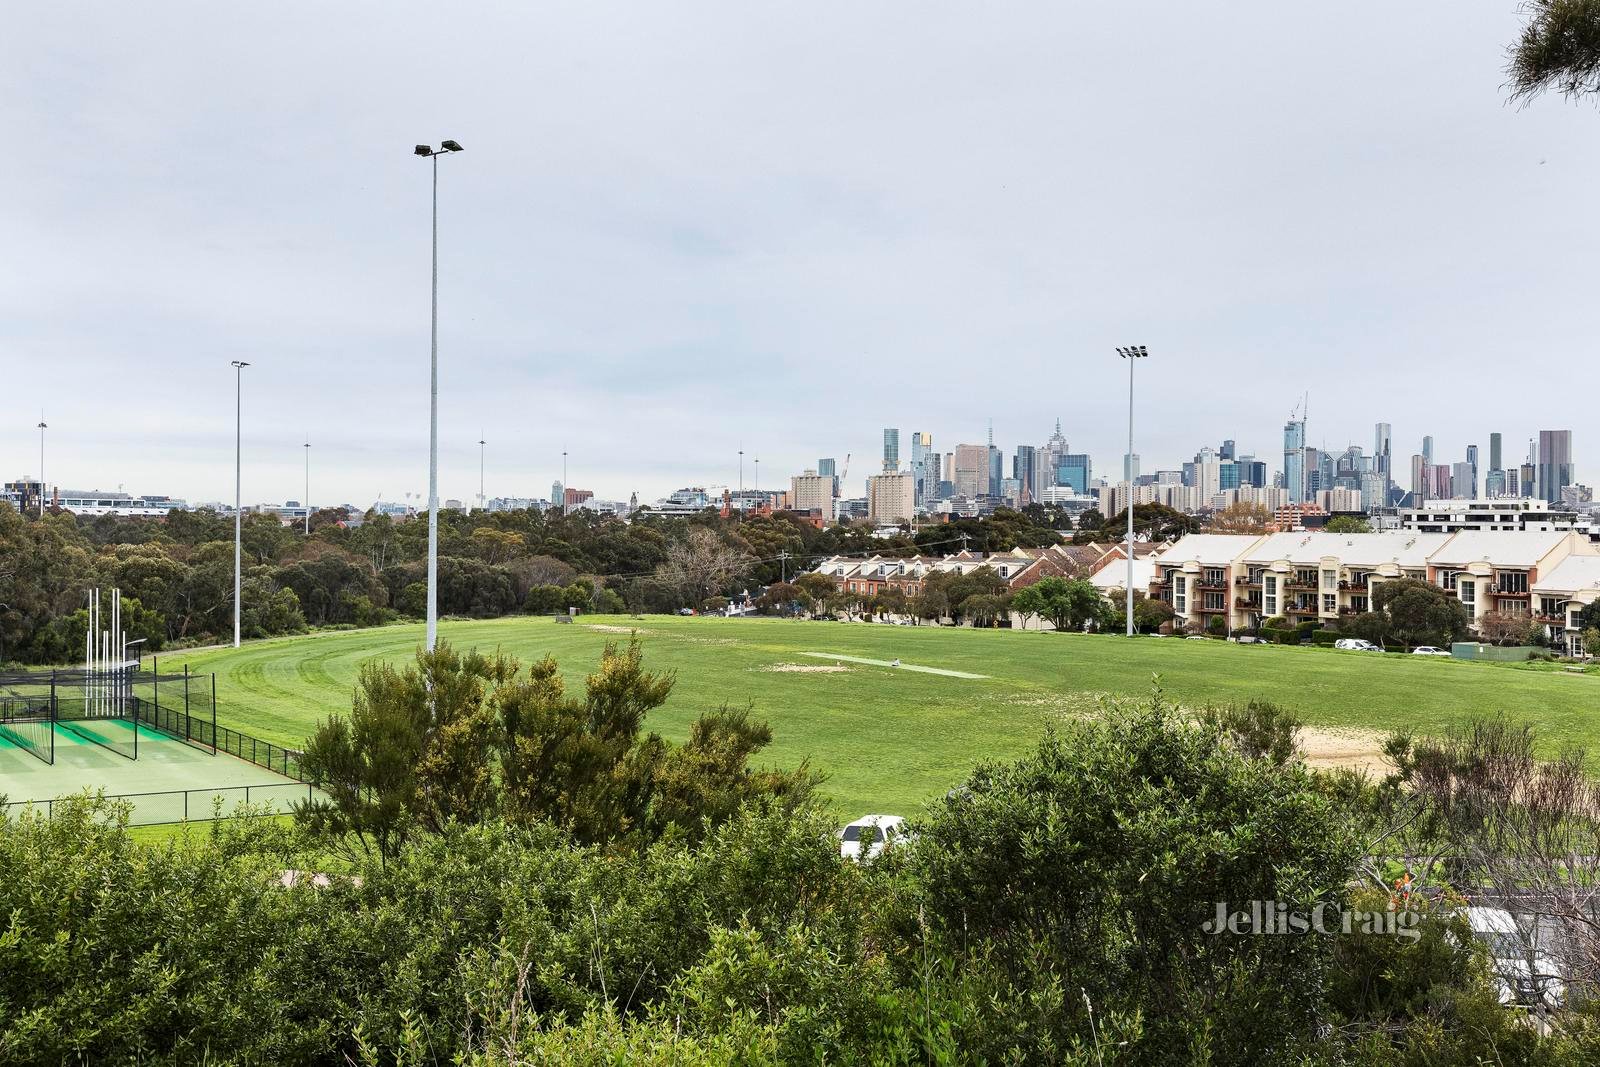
[839,453,851,488]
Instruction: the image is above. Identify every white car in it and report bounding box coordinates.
[838,814,906,861]
[1466,906,1566,1009]
[1334,638,1381,652]
[1412,646,1451,657]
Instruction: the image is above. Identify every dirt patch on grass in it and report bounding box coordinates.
[759,663,854,674]
[1299,726,1391,777]
[586,624,654,635]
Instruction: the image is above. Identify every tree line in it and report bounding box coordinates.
[0,500,1074,665]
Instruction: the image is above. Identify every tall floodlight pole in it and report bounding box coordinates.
[1115,346,1147,636]
[36,414,47,517]
[739,448,744,492]
[561,449,568,513]
[303,439,311,534]
[414,139,465,652]
[231,361,251,648]
[478,435,486,511]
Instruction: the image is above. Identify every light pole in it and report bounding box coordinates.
[231,360,251,648]
[561,449,568,513]
[478,434,486,512]
[413,139,464,652]
[303,439,311,534]
[1116,345,1148,636]
[35,414,46,518]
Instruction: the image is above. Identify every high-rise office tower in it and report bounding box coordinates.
[909,432,933,503]
[1410,454,1425,502]
[1452,461,1475,500]
[1283,417,1307,503]
[1013,445,1038,505]
[1124,453,1140,483]
[1422,435,1434,466]
[1373,422,1392,489]
[1220,439,1236,461]
[882,429,900,473]
[1538,430,1575,504]
[988,446,1003,497]
[1466,444,1479,496]
[952,443,990,498]
[1489,432,1502,472]
[818,457,838,498]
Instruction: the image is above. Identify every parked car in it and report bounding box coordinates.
[838,814,906,861]
[1412,646,1451,657]
[1334,638,1381,652]
[1466,906,1566,1009]
[1184,635,1210,641]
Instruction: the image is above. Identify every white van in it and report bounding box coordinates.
[838,814,906,861]
[1466,906,1565,1009]
[1334,638,1380,652]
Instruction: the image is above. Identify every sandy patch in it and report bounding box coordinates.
[798,652,989,679]
[585,625,654,635]
[759,663,854,674]
[1298,726,1391,777]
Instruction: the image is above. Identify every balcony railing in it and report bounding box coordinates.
[1491,587,1531,597]
[1197,580,1227,591]
[1235,597,1261,610]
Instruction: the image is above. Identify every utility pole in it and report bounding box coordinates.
[35,414,47,518]
[230,361,251,648]
[413,138,465,653]
[303,439,311,534]
[1116,346,1148,636]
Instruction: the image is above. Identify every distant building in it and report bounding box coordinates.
[1539,430,1575,505]
[867,471,916,525]
[51,489,187,517]
[951,443,989,499]
[1400,498,1579,534]
[790,470,835,515]
[882,428,900,473]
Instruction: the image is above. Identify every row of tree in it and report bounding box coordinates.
[0,501,1074,664]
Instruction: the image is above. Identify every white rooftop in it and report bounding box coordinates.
[1427,529,1576,566]
[1532,555,1600,595]
[1241,531,1452,568]
[1152,534,1265,565]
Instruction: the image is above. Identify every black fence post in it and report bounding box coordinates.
[50,670,57,722]
[211,674,218,755]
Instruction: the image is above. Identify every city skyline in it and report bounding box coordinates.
[6,4,1599,504]
[6,410,1578,513]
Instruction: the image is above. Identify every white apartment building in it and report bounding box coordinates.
[1401,498,1579,533]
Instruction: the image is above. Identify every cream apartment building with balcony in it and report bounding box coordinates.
[1425,530,1595,628]
[1532,555,1600,657]
[1151,528,1598,637]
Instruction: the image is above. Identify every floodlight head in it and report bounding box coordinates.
[414,144,433,156]
[231,360,250,369]
[440,139,463,152]
[1136,345,1148,358]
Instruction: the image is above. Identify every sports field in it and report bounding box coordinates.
[0,718,313,824]
[147,615,1600,815]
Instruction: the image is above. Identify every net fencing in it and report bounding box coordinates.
[0,713,54,765]
[2,781,319,827]
[54,716,137,760]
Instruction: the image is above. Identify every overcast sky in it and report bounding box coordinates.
[3,3,1595,507]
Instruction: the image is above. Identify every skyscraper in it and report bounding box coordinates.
[952,443,989,498]
[1013,445,1038,505]
[1538,430,1575,504]
[1373,422,1392,489]
[1466,444,1478,497]
[1283,417,1307,504]
[1422,435,1434,467]
[1220,439,1236,461]
[909,432,933,503]
[818,457,838,498]
[1124,453,1140,483]
[1489,432,1502,472]
[882,429,900,473]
